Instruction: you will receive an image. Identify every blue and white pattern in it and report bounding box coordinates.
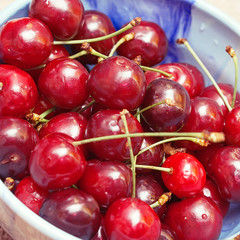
[0,0,240,239]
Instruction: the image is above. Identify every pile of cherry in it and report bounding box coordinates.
[0,0,240,239]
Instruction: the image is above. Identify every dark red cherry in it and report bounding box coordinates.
[140,78,191,132]
[117,21,168,67]
[78,159,132,209]
[196,178,230,217]
[136,137,164,175]
[14,176,49,214]
[160,223,178,240]
[72,10,117,65]
[104,197,161,240]
[161,152,206,198]
[0,116,39,180]
[29,0,85,40]
[39,188,101,239]
[136,175,166,218]
[0,64,38,118]
[144,63,198,98]
[38,57,89,109]
[175,96,224,151]
[91,216,107,240]
[29,133,87,190]
[85,109,143,161]
[224,104,240,146]
[163,196,223,240]
[199,83,240,116]
[87,56,146,111]
[207,145,240,202]
[0,17,53,69]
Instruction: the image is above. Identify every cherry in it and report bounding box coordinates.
[224,104,240,146]
[144,63,198,98]
[72,10,117,65]
[85,109,143,161]
[207,145,240,202]
[104,197,161,240]
[14,176,49,214]
[161,152,206,198]
[163,196,223,240]
[29,132,86,190]
[78,159,132,209]
[140,78,191,132]
[117,20,168,67]
[29,0,85,40]
[0,17,53,69]
[199,83,240,116]
[91,216,107,240]
[38,57,89,109]
[0,116,39,180]
[136,137,164,175]
[175,96,224,151]
[136,175,166,219]
[196,178,230,217]
[0,64,39,118]
[87,56,146,111]
[39,188,101,239]
[159,223,178,240]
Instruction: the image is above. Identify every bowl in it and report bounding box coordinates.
[0,0,240,239]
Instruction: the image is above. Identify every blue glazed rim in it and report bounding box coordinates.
[0,0,240,239]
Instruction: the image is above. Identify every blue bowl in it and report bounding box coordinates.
[0,0,240,239]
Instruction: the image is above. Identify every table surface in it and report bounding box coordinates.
[0,0,240,240]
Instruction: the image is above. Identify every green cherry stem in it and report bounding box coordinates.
[135,164,172,173]
[226,46,239,108]
[140,65,173,78]
[53,17,142,45]
[176,38,232,112]
[150,192,172,209]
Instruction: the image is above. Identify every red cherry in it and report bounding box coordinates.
[104,197,161,240]
[0,64,39,118]
[163,196,223,240]
[87,56,146,111]
[29,0,85,40]
[14,176,49,214]
[0,116,39,180]
[161,152,206,198]
[117,21,168,67]
[72,10,117,65]
[85,109,143,161]
[78,159,132,209]
[160,223,178,240]
[0,17,53,69]
[29,132,87,190]
[39,188,101,239]
[38,57,89,109]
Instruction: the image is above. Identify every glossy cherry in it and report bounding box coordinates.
[104,197,161,240]
[0,116,39,180]
[140,78,191,132]
[29,0,85,40]
[78,159,132,209]
[29,132,87,190]
[87,56,146,111]
[0,17,53,69]
[0,64,39,118]
[72,10,117,64]
[85,109,143,161]
[39,188,101,239]
[163,196,223,240]
[160,223,178,240]
[117,20,168,67]
[38,57,89,109]
[14,176,49,214]
[207,145,240,202]
[161,152,206,198]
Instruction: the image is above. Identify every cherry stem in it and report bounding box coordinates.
[39,107,56,119]
[54,17,142,45]
[68,50,88,59]
[0,82,3,90]
[74,99,96,114]
[176,38,232,112]
[150,192,172,209]
[140,65,173,78]
[72,131,225,146]
[135,164,172,173]
[226,46,238,108]
[120,109,136,198]
[4,177,15,191]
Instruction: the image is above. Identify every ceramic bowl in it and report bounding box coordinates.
[0,0,240,239]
